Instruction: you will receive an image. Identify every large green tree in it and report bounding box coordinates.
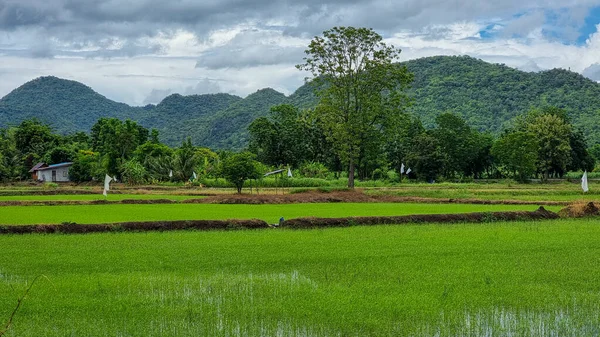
[219,152,262,194]
[297,26,413,188]
[527,114,572,180]
[491,131,538,182]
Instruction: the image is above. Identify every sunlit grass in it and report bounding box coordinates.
[0,203,559,225]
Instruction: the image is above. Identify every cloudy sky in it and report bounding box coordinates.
[1,0,599,106]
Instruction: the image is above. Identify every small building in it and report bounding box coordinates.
[29,162,46,180]
[32,162,73,182]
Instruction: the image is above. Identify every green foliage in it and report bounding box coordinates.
[527,113,572,180]
[68,150,100,183]
[299,161,330,179]
[91,118,149,176]
[405,132,445,181]
[172,138,198,182]
[219,152,262,193]
[491,131,538,181]
[297,26,413,188]
[248,104,332,167]
[120,160,148,185]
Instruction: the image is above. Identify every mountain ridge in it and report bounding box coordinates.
[2,55,600,149]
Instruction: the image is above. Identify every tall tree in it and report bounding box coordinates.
[527,114,572,180]
[297,26,413,188]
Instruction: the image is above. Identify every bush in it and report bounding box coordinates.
[120,160,148,185]
[43,182,58,189]
[299,161,330,179]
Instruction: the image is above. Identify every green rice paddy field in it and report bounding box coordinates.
[1,219,600,336]
[0,194,200,201]
[0,203,560,225]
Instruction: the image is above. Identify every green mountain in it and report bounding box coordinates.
[179,88,287,149]
[0,76,142,132]
[2,56,600,149]
[401,56,600,143]
[140,93,243,146]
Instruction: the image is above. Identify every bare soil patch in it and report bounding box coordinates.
[558,202,600,218]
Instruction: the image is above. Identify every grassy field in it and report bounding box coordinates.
[365,182,599,202]
[0,194,202,201]
[0,203,561,225]
[1,219,600,336]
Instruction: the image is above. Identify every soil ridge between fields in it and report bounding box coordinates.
[0,207,560,234]
[0,191,571,206]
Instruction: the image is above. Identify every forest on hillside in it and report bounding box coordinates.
[1,55,600,149]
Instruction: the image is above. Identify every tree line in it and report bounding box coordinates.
[0,26,597,190]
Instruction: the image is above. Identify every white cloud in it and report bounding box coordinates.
[0,2,599,105]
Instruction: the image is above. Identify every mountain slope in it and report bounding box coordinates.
[402,56,600,143]
[0,76,143,133]
[2,56,600,149]
[179,88,288,149]
[290,55,600,144]
[139,93,243,146]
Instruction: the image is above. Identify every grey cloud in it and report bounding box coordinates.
[0,0,598,63]
[143,88,172,105]
[183,79,223,95]
[195,29,305,69]
[4,0,597,40]
[195,45,304,69]
[583,63,600,82]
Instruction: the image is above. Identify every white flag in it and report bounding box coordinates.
[104,174,113,191]
[400,163,405,174]
[169,170,173,178]
[406,168,411,175]
[193,171,197,180]
[287,167,293,178]
[582,171,589,193]
[103,189,108,197]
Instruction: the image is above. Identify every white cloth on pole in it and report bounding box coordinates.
[104,174,113,191]
[582,171,589,192]
[400,163,405,174]
[103,189,108,197]
[193,171,197,180]
[287,167,293,178]
[169,170,173,178]
[406,168,411,175]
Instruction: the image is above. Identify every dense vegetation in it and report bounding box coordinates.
[2,56,600,149]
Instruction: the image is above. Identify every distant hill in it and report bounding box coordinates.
[401,56,600,143]
[0,76,142,133]
[2,56,600,149]
[139,93,243,146]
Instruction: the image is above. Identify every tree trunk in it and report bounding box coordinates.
[348,160,355,189]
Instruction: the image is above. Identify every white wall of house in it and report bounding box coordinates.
[37,166,71,182]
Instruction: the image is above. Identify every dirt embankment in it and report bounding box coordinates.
[281,206,559,229]
[0,219,268,234]
[0,190,573,206]
[558,202,600,218]
[0,207,561,235]
[185,191,570,206]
